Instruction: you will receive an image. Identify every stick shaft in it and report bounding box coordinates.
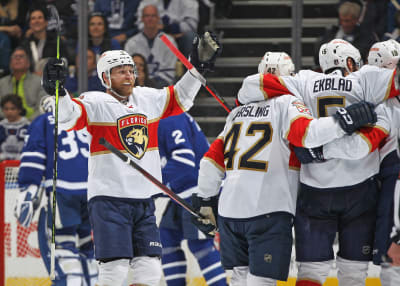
[99,138,201,218]
[159,34,232,113]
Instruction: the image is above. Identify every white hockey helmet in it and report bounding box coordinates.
[97,50,137,89]
[319,39,362,73]
[368,40,400,69]
[258,52,295,76]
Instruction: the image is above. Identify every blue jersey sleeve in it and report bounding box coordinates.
[18,114,48,188]
[158,113,209,195]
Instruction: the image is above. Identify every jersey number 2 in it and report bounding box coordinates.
[224,122,272,172]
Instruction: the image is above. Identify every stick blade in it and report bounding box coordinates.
[47,4,61,34]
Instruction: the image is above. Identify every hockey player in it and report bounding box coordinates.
[235,39,400,286]
[158,111,227,286]
[40,31,220,286]
[191,87,377,286]
[368,40,400,286]
[14,95,97,285]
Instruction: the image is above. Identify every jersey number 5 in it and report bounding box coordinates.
[224,122,272,172]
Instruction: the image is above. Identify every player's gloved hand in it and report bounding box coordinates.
[189,31,222,75]
[39,95,55,114]
[333,101,377,135]
[293,146,325,164]
[191,193,219,237]
[14,185,41,228]
[42,58,67,96]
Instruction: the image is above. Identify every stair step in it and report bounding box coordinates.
[232,0,339,5]
[221,37,318,44]
[214,18,337,29]
[216,57,314,67]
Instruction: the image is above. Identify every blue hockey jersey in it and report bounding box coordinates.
[18,113,90,195]
[158,112,209,198]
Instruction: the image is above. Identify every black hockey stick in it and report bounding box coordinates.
[47,4,61,280]
[99,137,202,218]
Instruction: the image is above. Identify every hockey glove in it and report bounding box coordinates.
[191,193,219,237]
[189,31,221,75]
[293,146,325,164]
[42,58,67,96]
[333,101,377,135]
[14,185,41,228]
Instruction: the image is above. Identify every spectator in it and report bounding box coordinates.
[137,0,199,57]
[131,53,156,87]
[125,4,177,88]
[384,9,400,42]
[0,47,46,120]
[65,48,105,97]
[20,5,71,73]
[94,0,141,46]
[0,94,29,161]
[314,1,376,66]
[88,12,121,60]
[0,0,28,76]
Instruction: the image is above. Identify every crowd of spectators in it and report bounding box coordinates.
[1,0,400,160]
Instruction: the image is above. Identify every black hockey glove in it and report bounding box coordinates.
[293,146,325,164]
[42,58,67,96]
[191,193,219,237]
[189,31,221,75]
[333,101,377,135]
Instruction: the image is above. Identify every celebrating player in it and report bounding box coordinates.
[40,31,220,286]
[235,39,400,286]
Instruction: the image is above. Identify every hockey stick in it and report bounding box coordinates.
[159,34,232,113]
[47,4,60,280]
[98,137,202,218]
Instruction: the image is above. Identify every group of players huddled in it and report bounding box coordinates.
[11,29,400,286]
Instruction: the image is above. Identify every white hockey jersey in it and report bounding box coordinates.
[237,66,398,188]
[57,71,201,201]
[196,95,354,219]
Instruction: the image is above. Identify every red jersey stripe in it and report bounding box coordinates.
[287,117,313,147]
[261,73,292,99]
[204,138,225,170]
[358,126,389,153]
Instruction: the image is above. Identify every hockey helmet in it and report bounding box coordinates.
[319,39,362,73]
[368,40,400,69]
[258,52,295,76]
[97,50,137,89]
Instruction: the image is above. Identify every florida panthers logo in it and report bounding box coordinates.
[117,114,149,159]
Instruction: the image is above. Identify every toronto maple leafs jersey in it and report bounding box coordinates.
[158,112,209,198]
[0,117,29,160]
[57,71,201,201]
[196,94,354,219]
[18,113,90,194]
[237,66,398,188]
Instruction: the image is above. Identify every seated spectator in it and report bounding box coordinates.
[0,94,29,161]
[0,47,46,120]
[137,0,199,57]
[125,3,177,88]
[132,53,156,87]
[0,0,28,76]
[94,0,141,46]
[384,9,400,42]
[314,1,376,66]
[88,12,121,60]
[65,48,105,97]
[20,5,71,72]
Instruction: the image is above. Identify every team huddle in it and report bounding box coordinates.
[11,31,400,286]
